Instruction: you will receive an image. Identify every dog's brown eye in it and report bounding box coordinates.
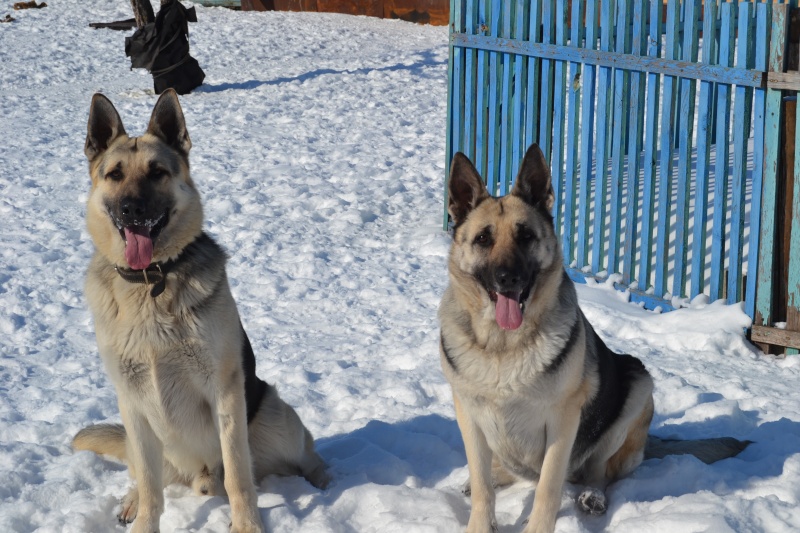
[474,231,492,247]
[149,168,167,180]
[106,169,123,181]
[517,225,535,243]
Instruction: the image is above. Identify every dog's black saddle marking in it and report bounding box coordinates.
[239,323,268,424]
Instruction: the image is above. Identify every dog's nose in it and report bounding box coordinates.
[495,266,522,290]
[119,197,146,222]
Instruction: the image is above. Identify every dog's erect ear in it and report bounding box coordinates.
[511,144,554,210]
[448,152,489,225]
[85,93,127,162]
[147,89,191,155]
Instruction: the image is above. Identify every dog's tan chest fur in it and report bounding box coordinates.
[86,260,226,474]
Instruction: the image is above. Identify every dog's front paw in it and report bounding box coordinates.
[465,516,497,533]
[230,519,266,533]
[577,487,607,515]
[118,486,139,524]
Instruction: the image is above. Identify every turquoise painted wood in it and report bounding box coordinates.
[638,0,661,292]
[510,0,528,181]
[562,0,583,264]
[551,0,569,233]
[710,2,736,302]
[690,0,717,298]
[591,0,615,275]
[623,0,646,286]
[474,0,490,180]
[446,0,791,323]
[608,0,631,278]
[755,3,786,327]
[486,0,502,195]
[498,0,512,195]
[655,0,679,298]
[748,2,770,321]
[577,0,598,270]
[729,2,753,304]
[673,0,699,299]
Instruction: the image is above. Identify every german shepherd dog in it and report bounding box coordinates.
[441,144,655,533]
[72,90,329,533]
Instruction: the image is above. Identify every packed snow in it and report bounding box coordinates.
[1,2,799,532]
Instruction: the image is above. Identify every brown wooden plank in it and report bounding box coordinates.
[751,325,800,350]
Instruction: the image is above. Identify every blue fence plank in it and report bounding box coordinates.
[551,0,569,233]
[747,3,770,321]
[462,0,477,162]
[673,0,700,298]
[451,34,766,88]
[577,0,599,270]
[499,0,514,195]
[729,2,753,304]
[539,0,555,161]
[591,0,615,275]
[473,1,489,181]
[444,0,460,228]
[655,0,680,298]
[510,0,528,175]
[689,0,717,298]
[710,2,736,302]
[623,0,646,286]
[608,0,632,277]
[563,0,584,267]
[638,0,662,293]
[524,1,542,152]
[756,4,787,327]
[486,0,503,194]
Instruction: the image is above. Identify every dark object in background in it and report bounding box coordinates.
[89,18,137,31]
[125,0,205,95]
[13,1,47,9]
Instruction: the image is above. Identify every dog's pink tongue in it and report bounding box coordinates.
[123,226,153,270]
[495,292,523,330]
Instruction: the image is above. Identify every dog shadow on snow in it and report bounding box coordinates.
[249,411,800,531]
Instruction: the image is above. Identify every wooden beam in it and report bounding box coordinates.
[751,325,800,350]
[451,33,766,88]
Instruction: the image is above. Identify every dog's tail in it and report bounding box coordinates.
[72,423,128,462]
[645,435,751,464]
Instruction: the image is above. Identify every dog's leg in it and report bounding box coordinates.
[455,394,497,533]
[523,402,582,533]
[217,368,265,533]
[462,457,518,496]
[122,409,164,533]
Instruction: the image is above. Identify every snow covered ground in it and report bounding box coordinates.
[1,2,799,532]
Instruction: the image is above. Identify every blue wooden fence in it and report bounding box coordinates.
[445,0,800,350]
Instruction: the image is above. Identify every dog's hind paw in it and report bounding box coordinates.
[118,486,139,524]
[577,487,607,515]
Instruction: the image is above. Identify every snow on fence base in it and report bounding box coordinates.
[445,0,800,353]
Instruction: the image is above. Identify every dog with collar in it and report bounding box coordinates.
[72,90,328,533]
[440,145,655,533]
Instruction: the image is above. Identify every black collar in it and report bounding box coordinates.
[114,256,181,298]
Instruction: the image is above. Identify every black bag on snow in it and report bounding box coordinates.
[125,0,205,95]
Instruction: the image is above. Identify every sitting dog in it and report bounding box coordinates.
[73,89,328,533]
[439,144,655,533]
